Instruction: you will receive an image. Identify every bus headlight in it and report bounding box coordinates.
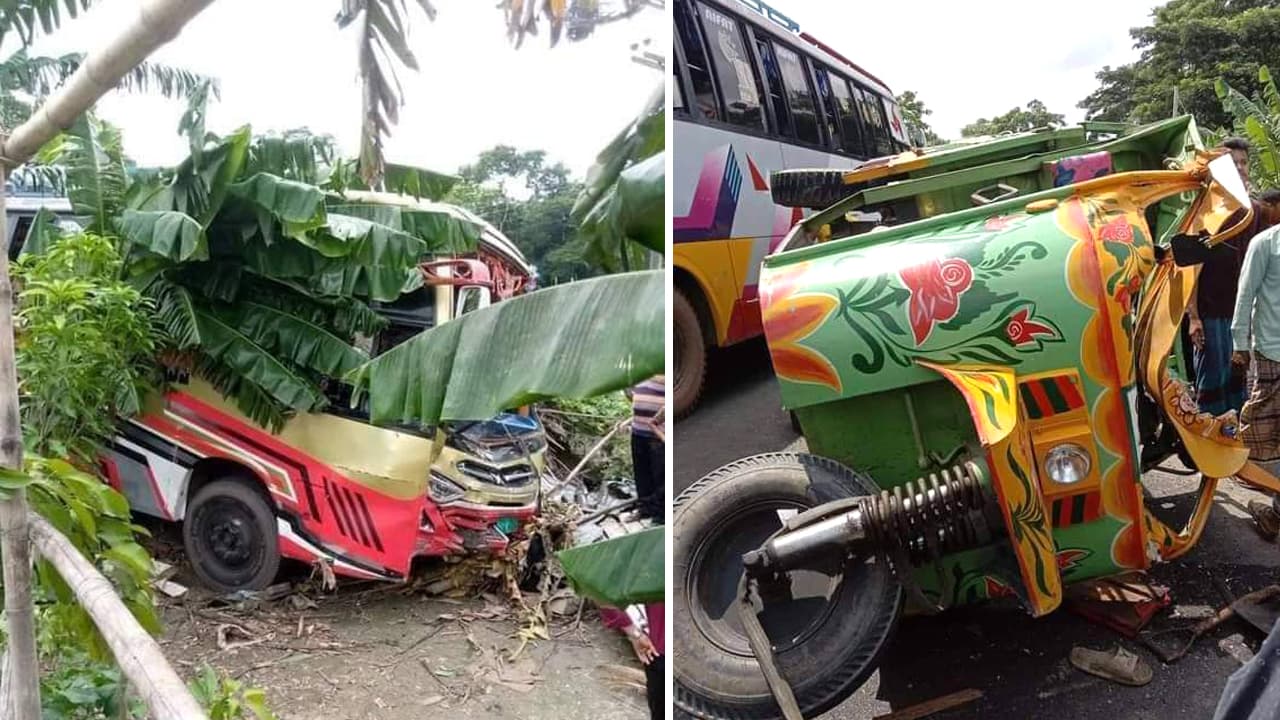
[429,472,466,503]
[1045,444,1091,485]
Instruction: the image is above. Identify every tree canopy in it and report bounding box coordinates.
[1077,0,1280,128]
[960,100,1065,138]
[446,145,595,284]
[895,90,944,146]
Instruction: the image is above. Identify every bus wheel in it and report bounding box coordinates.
[674,287,707,419]
[674,453,901,720]
[771,169,853,210]
[184,479,281,593]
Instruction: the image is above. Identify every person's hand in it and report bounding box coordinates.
[1190,317,1205,350]
[628,632,658,665]
[1233,350,1251,368]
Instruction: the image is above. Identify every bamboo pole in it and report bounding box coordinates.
[0,165,39,720]
[0,1,217,716]
[28,513,206,719]
[2,0,218,166]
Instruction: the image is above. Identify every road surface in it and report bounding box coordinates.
[674,340,1280,719]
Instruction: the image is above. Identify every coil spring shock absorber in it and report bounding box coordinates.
[743,461,997,608]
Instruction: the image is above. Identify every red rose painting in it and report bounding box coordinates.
[1005,307,1058,347]
[899,257,974,345]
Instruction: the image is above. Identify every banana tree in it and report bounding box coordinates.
[1216,65,1280,189]
[339,0,658,186]
[32,106,485,430]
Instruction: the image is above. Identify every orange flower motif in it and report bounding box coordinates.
[762,292,842,392]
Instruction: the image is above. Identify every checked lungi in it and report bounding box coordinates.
[1241,355,1280,462]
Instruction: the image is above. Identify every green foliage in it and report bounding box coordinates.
[38,645,144,720]
[541,392,632,481]
[189,666,277,720]
[446,146,593,283]
[1078,0,1280,127]
[14,233,155,460]
[335,0,438,187]
[895,90,944,146]
[960,100,1065,138]
[35,107,479,429]
[349,269,665,426]
[1216,66,1280,190]
[572,84,664,272]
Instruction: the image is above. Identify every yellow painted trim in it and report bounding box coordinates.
[917,362,1017,446]
[917,361,1061,615]
[1143,476,1218,562]
[674,238,754,346]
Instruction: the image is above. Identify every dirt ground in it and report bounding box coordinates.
[146,532,650,720]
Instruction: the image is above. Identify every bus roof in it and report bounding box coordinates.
[703,0,895,98]
[347,191,535,277]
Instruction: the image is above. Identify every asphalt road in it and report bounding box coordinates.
[673,340,1280,719]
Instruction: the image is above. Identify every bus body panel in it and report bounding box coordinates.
[674,121,853,346]
[102,380,539,581]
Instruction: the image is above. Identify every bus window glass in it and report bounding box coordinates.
[828,72,867,157]
[695,3,764,130]
[755,38,793,139]
[812,68,846,153]
[675,0,718,121]
[673,50,687,114]
[774,43,820,145]
[855,84,893,157]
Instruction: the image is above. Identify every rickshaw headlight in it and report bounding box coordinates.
[1045,444,1091,485]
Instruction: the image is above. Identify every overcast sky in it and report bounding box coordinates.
[28,0,664,176]
[775,0,1163,139]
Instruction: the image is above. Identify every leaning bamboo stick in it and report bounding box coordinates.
[0,2,217,715]
[28,513,206,719]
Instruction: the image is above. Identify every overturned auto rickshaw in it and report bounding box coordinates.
[673,116,1280,719]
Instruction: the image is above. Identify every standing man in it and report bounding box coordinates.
[1187,139,1263,416]
[630,374,665,524]
[1232,212,1280,538]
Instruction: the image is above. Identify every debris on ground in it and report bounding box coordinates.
[1066,571,1170,637]
[1140,585,1280,663]
[872,688,983,720]
[1069,645,1153,686]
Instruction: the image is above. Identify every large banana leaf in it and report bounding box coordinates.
[349,269,664,425]
[557,527,664,607]
[136,127,251,228]
[327,201,480,253]
[227,172,327,239]
[120,210,206,261]
[228,302,369,377]
[35,113,127,234]
[193,309,326,412]
[573,84,665,271]
[237,234,419,302]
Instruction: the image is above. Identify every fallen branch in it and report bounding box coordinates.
[545,418,630,495]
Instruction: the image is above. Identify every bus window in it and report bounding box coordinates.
[674,0,718,121]
[828,71,868,158]
[673,49,687,115]
[755,38,793,139]
[695,3,764,131]
[774,43,821,146]
[855,84,893,157]
[812,68,838,151]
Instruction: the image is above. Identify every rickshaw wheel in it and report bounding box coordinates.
[674,453,902,720]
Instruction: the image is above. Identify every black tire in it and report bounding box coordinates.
[673,453,902,720]
[184,478,280,593]
[674,287,707,420]
[770,169,853,210]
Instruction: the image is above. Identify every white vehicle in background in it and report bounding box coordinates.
[671,0,912,417]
